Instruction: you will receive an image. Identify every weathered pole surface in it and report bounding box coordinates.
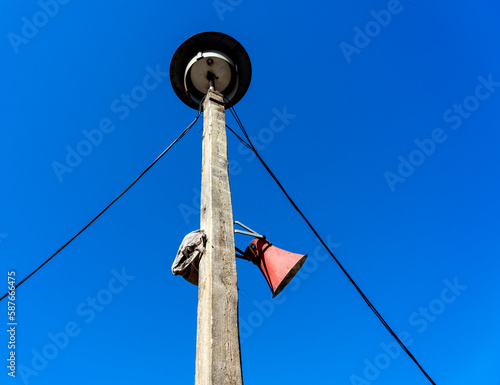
[196,90,243,385]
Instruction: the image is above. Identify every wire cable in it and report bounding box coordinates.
[226,124,252,150]
[0,101,204,302]
[228,106,437,385]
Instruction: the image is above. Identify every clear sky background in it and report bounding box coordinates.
[1,1,499,384]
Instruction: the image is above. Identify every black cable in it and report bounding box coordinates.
[229,108,252,146]
[0,101,204,302]
[228,106,436,385]
[226,124,252,150]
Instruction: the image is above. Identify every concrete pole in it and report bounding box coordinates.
[196,90,243,385]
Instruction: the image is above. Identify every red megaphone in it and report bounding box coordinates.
[241,237,307,297]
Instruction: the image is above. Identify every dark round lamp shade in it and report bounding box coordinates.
[170,32,252,110]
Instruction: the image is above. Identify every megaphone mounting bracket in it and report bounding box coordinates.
[234,221,267,260]
[234,221,265,240]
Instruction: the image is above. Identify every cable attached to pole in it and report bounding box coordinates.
[227,106,437,385]
[0,101,204,302]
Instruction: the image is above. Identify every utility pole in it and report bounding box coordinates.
[196,90,243,385]
[170,32,252,384]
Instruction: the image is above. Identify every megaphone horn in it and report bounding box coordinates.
[240,237,307,297]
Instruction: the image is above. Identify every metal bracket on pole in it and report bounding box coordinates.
[234,221,266,260]
[234,221,265,239]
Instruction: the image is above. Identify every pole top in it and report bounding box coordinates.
[170,32,252,110]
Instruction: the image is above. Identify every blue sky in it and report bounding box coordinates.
[1,1,500,384]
